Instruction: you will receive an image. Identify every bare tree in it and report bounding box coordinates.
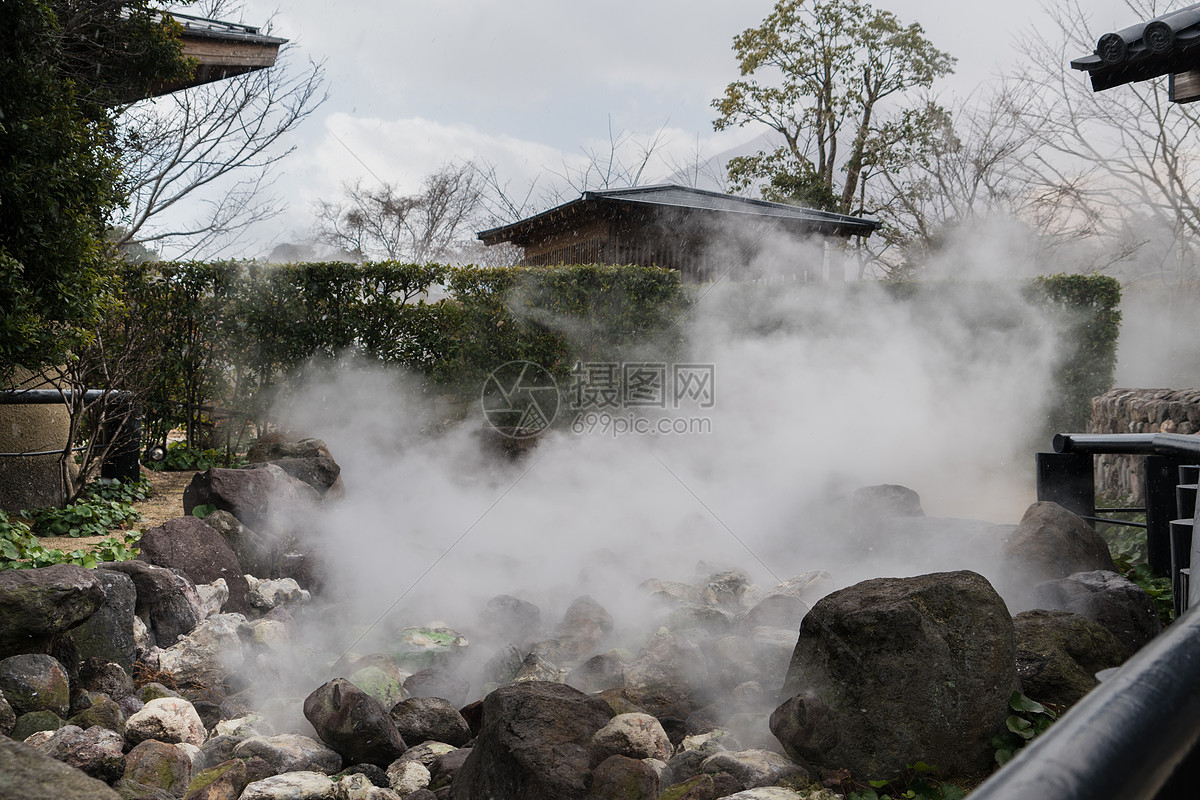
[112,1,326,257]
[1010,0,1200,286]
[315,162,485,263]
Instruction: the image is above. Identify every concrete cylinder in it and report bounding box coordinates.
[0,369,77,512]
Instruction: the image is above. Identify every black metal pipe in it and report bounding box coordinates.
[0,389,141,483]
[969,604,1200,800]
[1054,432,1200,459]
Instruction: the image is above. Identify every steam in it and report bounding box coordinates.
[267,225,1071,692]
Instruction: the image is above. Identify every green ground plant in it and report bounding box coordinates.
[145,441,247,471]
[0,510,140,570]
[991,692,1059,767]
[839,762,964,800]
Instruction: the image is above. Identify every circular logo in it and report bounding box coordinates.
[480,361,560,438]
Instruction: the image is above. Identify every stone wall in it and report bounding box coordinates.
[1091,388,1200,502]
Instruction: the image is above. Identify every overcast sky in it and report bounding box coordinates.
[184,0,1142,258]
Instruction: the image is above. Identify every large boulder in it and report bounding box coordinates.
[183,465,321,535]
[591,712,672,762]
[0,653,70,717]
[63,569,137,669]
[244,456,341,498]
[122,739,195,796]
[232,734,343,775]
[125,697,207,747]
[153,613,249,688]
[771,571,1018,781]
[0,565,106,658]
[180,757,274,800]
[388,697,472,747]
[303,678,407,768]
[0,736,122,800]
[23,724,126,782]
[448,681,614,800]
[137,517,250,615]
[1030,570,1162,654]
[1002,502,1117,587]
[103,561,204,648]
[1013,609,1128,706]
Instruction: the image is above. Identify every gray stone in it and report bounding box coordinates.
[64,569,137,669]
[565,651,626,694]
[0,653,70,716]
[0,736,122,799]
[125,697,207,747]
[180,757,274,800]
[589,754,661,799]
[123,739,194,796]
[137,516,250,615]
[1003,502,1117,586]
[0,688,15,736]
[104,561,204,648]
[700,749,807,790]
[386,760,431,794]
[1014,608,1128,706]
[303,678,407,767]
[477,594,542,644]
[239,771,337,800]
[183,465,320,538]
[1030,570,1162,654]
[771,570,1018,780]
[68,691,127,735]
[154,613,250,688]
[0,564,105,658]
[388,697,471,747]
[448,681,612,800]
[11,709,66,739]
[232,733,343,775]
[592,712,672,761]
[23,723,125,782]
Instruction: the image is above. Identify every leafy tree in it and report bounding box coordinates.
[0,0,193,380]
[712,0,955,215]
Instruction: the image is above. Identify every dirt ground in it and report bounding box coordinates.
[40,468,197,554]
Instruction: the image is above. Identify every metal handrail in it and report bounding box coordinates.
[1055,432,1200,458]
[970,604,1200,799]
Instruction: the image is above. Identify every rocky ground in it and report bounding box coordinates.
[0,441,1166,800]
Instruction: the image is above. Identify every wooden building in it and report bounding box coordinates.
[476,185,880,281]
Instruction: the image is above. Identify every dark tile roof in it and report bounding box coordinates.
[478,184,880,244]
[1071,2,1200,92]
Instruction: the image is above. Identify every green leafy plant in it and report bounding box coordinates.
[83,476,153,504]
[1098,513,1174,626]
[991,692,1059,767]
[145,441,246,471]
[1,511,140,570]
[839,762,964,800]
[22,498,142,538]
[190,503,217,519]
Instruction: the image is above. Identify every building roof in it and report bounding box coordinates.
[172,12,288,48]
[1071,2,1200,93]
[477,184,881,245]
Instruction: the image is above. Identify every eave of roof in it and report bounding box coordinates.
[477,184,880,244]
[1071,2,1200,91]
[172,12,288,47]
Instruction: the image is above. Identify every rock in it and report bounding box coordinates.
[389,628,469,674]
[122,739,194,796]
[477,595,542,644]
[625,630,707,708]
[196,581,228,618]
[402,670,469,708]
[0,564,106,658]
[766,572,834,605]
[1014,609,1128,706]
[245,456,341,497]
[772,571,1018,780]
[111,778,178,799]
[1002,502,1117,586]
[737,595,807,633]
[247,577,309,611]
[592,712,673,761]
[126,697,207,747]
[63,569,137,669]
[851,484,925,526]
[720,790,809,800]
[448,681,612,800]
[1030,570,1162,654]
[68,691,127,734]
[428,747,471,787]
[201,511,281,579]
[565,651,626,694]
[388,697,471,747]
[0,689,15,736]
[78,658,136,700]
[346,661,409,711]
[699,749,807,790]
[512,652,564,684]
[0,736,122,799]
[387,760,432,794]
[23,723,125,782]
[589,754,661,799]
[239,771,337,800]
[232,734,343,775]
[137,516,251,615]
[667,604,732,636]
[395,741,458,770]
[183,465,321,536]
[181,757,274,800]
[332,771,400,799]
[0,653,70,716]
[700,571,752,610]
[155,613,249,687]
[550,596,613,660]
[11,709,66,739]
[334,763,389,788]
[104,561,204,648]
[246,437,333,464]
[303,678,407,767]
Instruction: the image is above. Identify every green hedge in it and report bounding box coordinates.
[107,261,687,443]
